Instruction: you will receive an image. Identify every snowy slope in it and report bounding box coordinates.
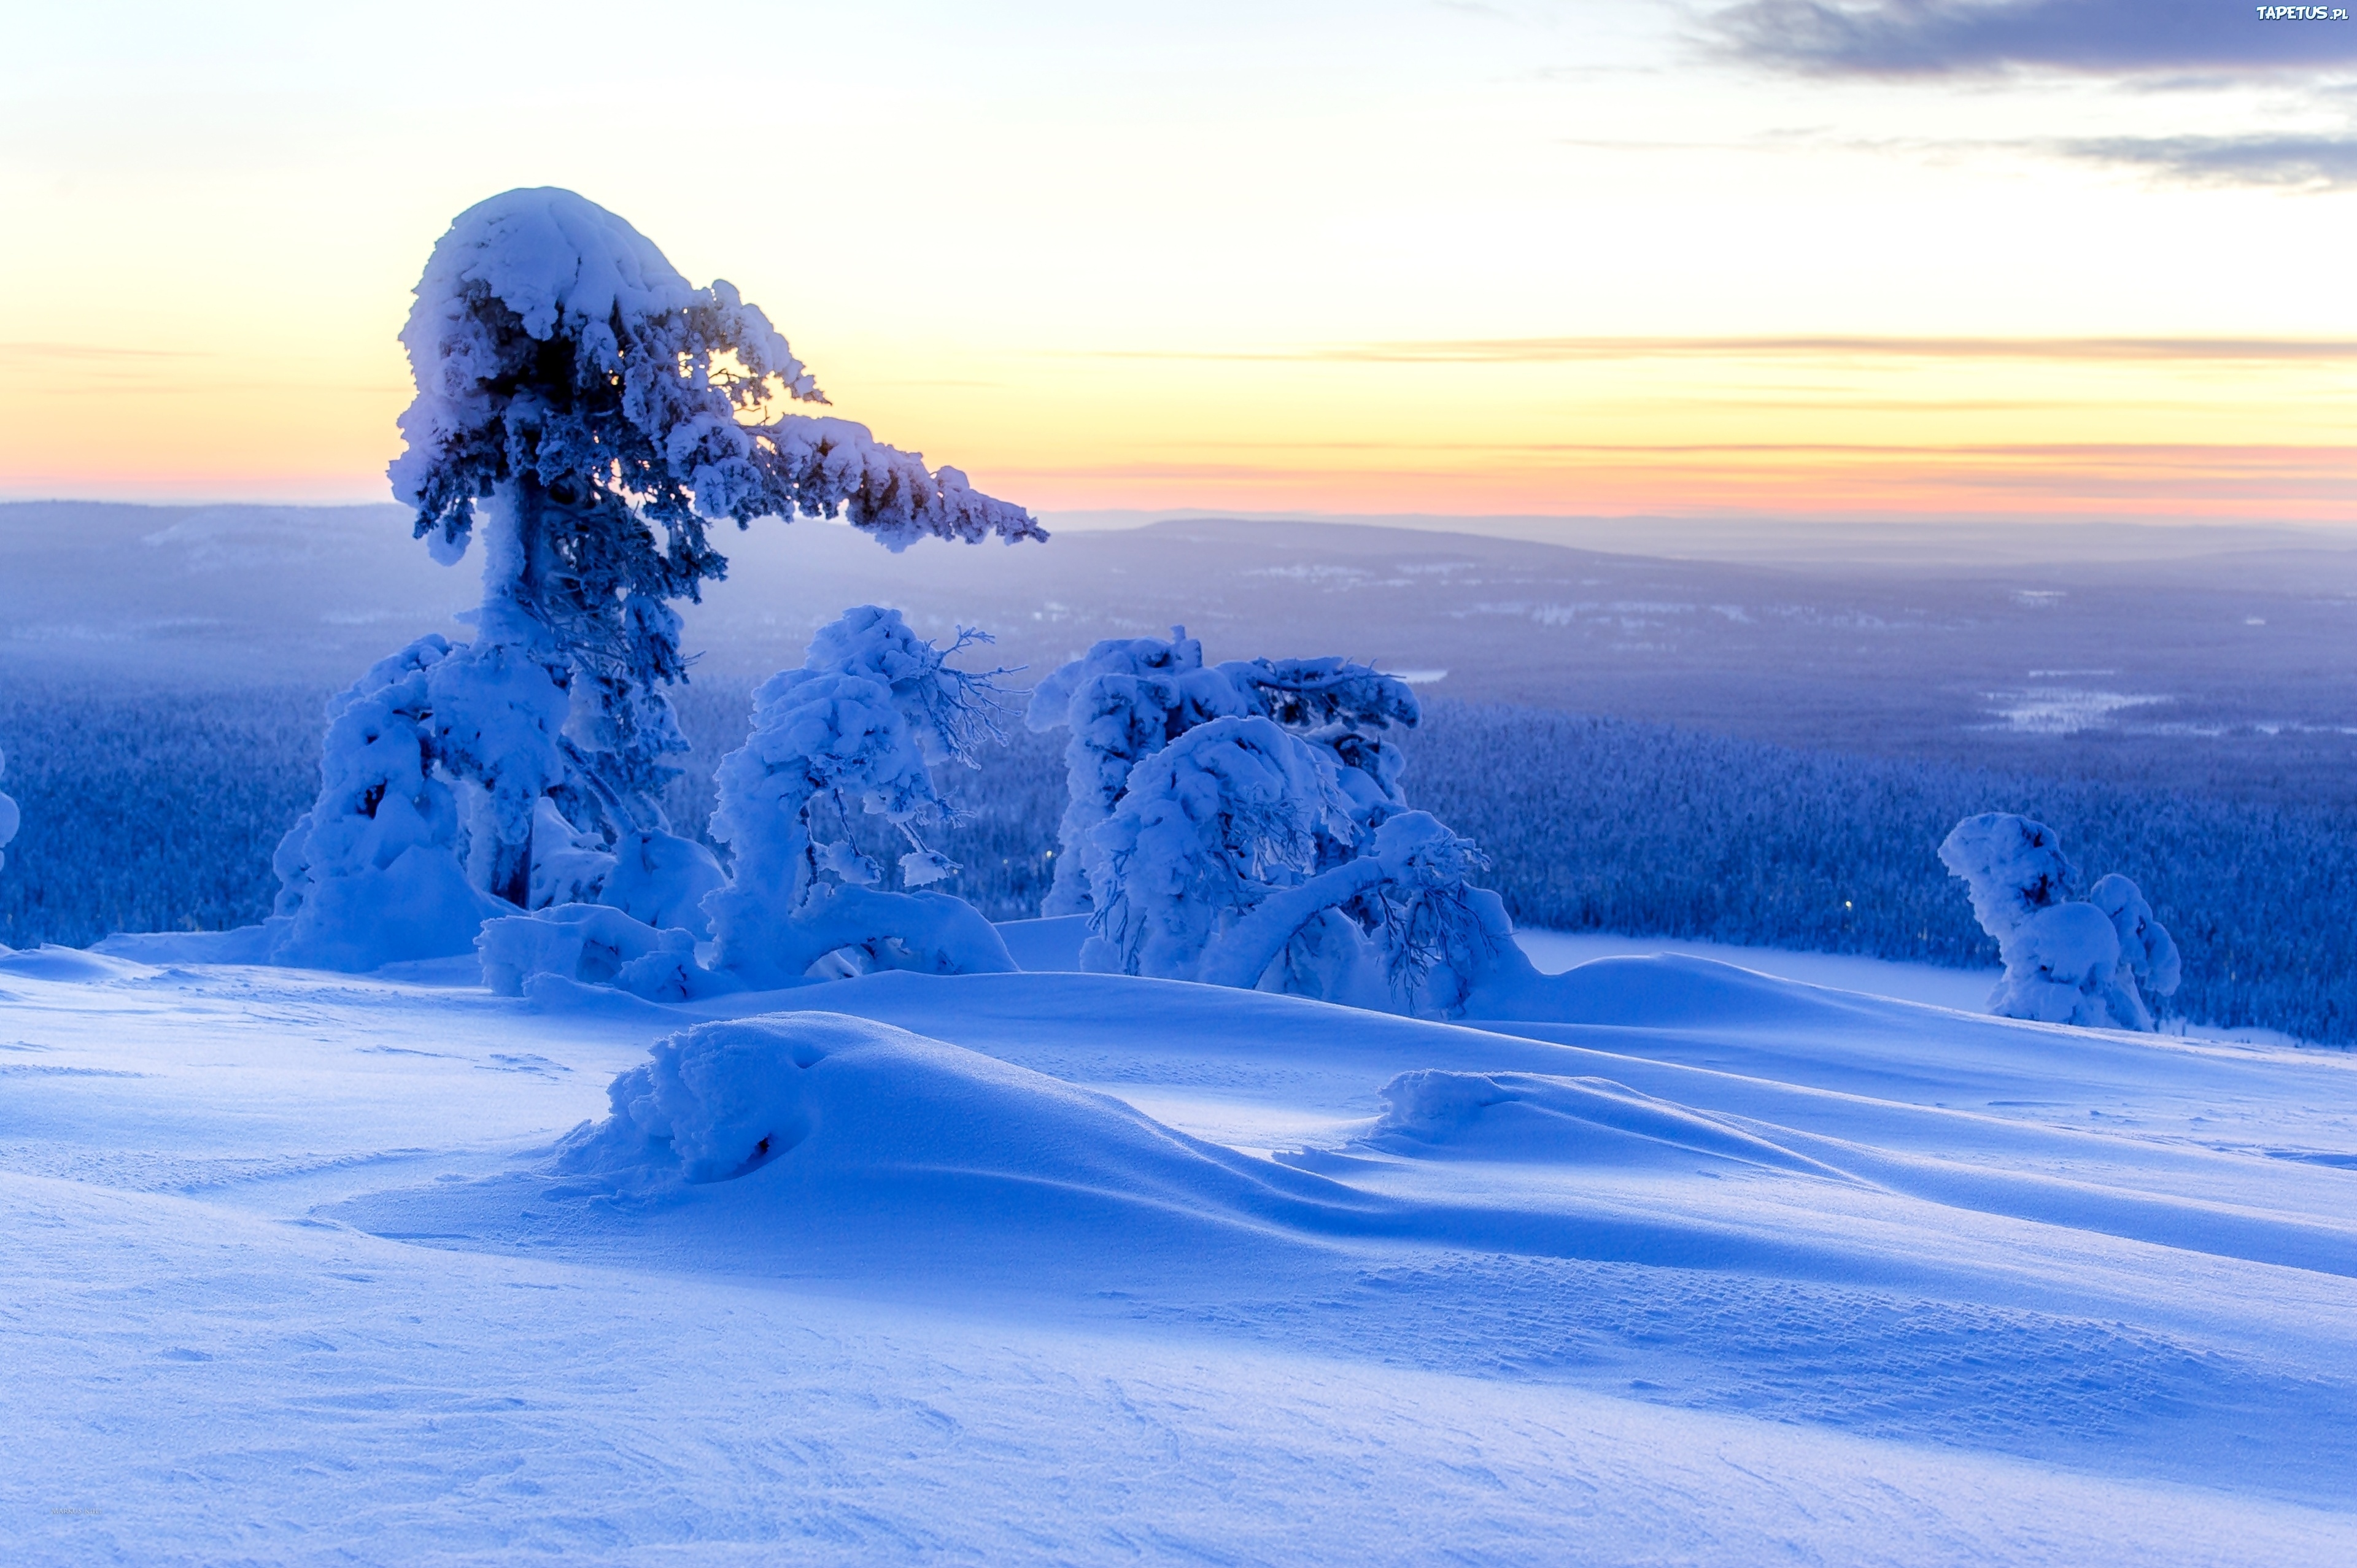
[4,937,2356,1565]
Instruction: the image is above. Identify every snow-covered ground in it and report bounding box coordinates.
[1516,927,2005,1013]
[5,931,2356,1565]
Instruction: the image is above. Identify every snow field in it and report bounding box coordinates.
[3,936,2356,1563]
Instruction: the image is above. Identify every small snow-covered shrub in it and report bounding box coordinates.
[2089,872,2184,1033]
[551,1012,1322,1222]
[1083,715,1521,1014]
[268,637,506,970]
[1028,627,1512,1013]
[1938,813,2181,1030]
[0,744,18,873]
[558,1013,886,1184]
[1024,628,1420,917]
[478,903,707,1001]
[703,606,1016,987]
[276,187,1038,970]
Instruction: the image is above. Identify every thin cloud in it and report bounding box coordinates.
[0,342,204,361]
[1711,1,2357,77]
[1089,337,2357,365]
[2064,131,2357,185]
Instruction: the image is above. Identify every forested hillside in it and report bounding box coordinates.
[5,679,2347,1042]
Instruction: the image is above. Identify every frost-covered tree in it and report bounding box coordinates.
[2088,871,2183,1032]
[0,746,18,873]
[703,605,1016,987]
[1024,628,1418,916]
[1083,714,1519,1014]
[1938,813,2180,1030]
[275,188,1040,967]
[270,636,504,970]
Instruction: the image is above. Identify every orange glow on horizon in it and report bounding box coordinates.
[3,333,2349,527]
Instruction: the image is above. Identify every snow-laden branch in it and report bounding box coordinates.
[390,187,1040,557]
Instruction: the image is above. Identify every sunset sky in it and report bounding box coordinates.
[4,1,2353,532]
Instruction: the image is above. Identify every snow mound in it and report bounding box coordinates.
[94,924,284,965]
[1466,952,1898,1030]
[477,905,718,1002]
[554,1013,1367,1229]
[995,914,1089,970]
[0,944,163,983]
[1371,1068,1848,1177]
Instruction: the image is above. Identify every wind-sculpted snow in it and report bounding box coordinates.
[7,947,2357,1559]
[549,1013,1373,1235]
[1369,1068,1851,1178]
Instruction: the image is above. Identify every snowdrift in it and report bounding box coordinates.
[555,1011,1363,1232]
[12,933,2357,1562]
[1370,1068,1849,1178]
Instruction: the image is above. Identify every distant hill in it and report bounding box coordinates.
[6,500,2357,806]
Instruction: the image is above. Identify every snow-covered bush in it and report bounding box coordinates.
[0,745,18,873]
[1024,627,1419,917]
[703,606,1016,988]
[1938,813,2180,1030]
[268,637,507,971]
[274,187,1039,967]
[1082,714,1519,1014]
[2089,871,2184,1033]
[478,903,705,1001]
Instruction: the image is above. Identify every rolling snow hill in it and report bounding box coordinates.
[3,934,2354,1565]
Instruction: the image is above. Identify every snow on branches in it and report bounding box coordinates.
[269,636,508,971]
[1024,627,1421,919]
[392,188,1043,563]
[478,606,1016,998]
[0,746,18,874]
[278,190,1042,968]
[387,190,1039,878]
[1031,628,1515,1015]
[702,606,1016,988]
[1938,813,2182,1031]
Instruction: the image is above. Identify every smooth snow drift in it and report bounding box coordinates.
[4,938,2355,1564]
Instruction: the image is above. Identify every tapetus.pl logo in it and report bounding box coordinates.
[2254,5,2348,17]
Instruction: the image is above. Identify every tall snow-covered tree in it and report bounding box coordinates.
[276,188,1040,965]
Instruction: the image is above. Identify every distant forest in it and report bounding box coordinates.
[3,678,2350,1045]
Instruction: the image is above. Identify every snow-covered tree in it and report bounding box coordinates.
[2088,871,2183,1032]
[1083,714,1519,1014]
[0,745,18,873]
[703,606,1016,987]
[1024,628,1418,916]
[1938,813,2180,1030]
[268,636,506,970]
[275,188,1040,967]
